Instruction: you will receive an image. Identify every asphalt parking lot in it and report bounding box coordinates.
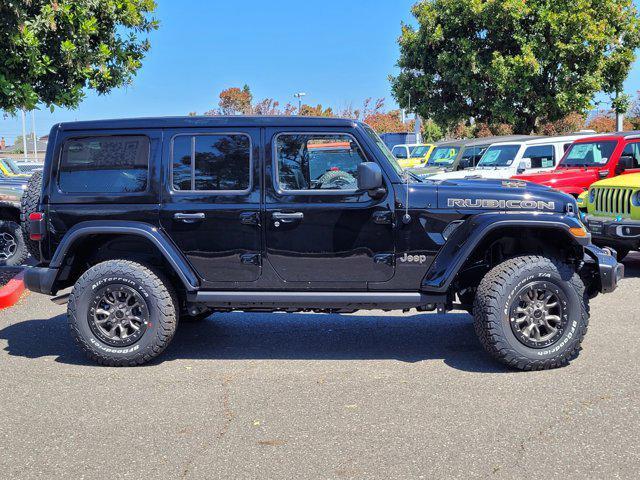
[1,257,639,480]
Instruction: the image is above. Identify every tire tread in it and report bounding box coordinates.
[473,255,590,371]
[68,259,177,367]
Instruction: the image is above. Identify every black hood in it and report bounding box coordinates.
[404,178,575,214]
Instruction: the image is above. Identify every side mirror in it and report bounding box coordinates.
[616,155,634,175]
[357,162,383,191]
[517,158,532,174]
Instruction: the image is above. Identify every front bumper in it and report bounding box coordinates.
[583,215,640,249]
[583,244,624,294]
[24,267,59,296]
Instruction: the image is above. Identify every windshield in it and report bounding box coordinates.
[361,125,404,175]
[410,145,430,158]
[561,141,617,167]
[430,146,459,164]
[478,145,521,167]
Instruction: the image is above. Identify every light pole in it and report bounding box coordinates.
[21,109,28,162]
[31,110,38,162]
[294,92,307,114]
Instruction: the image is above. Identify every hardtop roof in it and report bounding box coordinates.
[489,133,602,147]
[435,135,536,148]
[54,115,361,131]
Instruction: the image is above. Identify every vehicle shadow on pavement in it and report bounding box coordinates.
[0,310,508,373]
[622,252,640,278]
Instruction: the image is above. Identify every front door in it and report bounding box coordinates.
[160,128,262,286]
[264,128,395,287]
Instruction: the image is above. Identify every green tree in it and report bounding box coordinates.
[0,0,158,114]
[11,132,37,154]
[391,0,640,133]
[421,118,443,142]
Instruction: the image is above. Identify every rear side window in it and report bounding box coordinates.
[461,145,488,167]
[523,145,555,168]
[59,136,149,193]
[172,134,251,192]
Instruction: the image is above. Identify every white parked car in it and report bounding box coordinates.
[430,134,597,181]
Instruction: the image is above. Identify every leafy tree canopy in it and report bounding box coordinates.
[391,0,640,133]
[0,0,158,114]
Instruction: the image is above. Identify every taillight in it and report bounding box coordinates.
[28,212,44,241]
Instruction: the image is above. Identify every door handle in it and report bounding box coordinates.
[240,211,260,226]
[173,212,205,222]
[272,212,304,223]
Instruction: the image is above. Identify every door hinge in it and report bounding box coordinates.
[373,253,395,266]
[373,211,393,225]
[240,253,261,266]
[240,212,260,226]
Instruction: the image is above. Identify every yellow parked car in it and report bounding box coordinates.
[0,158,30,178]
[578,172,640,260]
[390,143,435,169]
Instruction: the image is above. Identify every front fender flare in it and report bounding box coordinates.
[49,220,199,291]
[421,212,589,293]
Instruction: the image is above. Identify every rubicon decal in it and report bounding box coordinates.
[447,198,556,210]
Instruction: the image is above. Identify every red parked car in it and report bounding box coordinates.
[513,132,640,196]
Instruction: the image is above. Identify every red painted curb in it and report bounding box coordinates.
[0,271,25,310]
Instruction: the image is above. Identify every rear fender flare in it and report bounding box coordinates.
[421,212,588,293]
[50,220,199,291]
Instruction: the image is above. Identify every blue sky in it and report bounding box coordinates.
[1,0,639,144]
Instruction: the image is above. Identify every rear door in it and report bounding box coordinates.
[160,128,262,287]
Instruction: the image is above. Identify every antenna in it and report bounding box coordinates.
[402,171,411,224]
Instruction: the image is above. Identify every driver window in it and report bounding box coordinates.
[523,145,555,169]
[392,146,408,159]
[275,133,367,192]
[621,143,640,168]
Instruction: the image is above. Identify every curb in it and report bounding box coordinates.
[0,271,25,310]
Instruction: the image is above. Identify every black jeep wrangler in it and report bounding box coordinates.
[23,116,623,369]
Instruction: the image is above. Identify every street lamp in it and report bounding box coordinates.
[294,92,307,114]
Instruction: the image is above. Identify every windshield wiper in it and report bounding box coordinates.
[405,171,423,183]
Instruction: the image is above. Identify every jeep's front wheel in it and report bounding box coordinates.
[473,256,589,371]
[68,260,178,366]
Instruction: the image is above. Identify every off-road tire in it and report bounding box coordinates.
[20,169,43,259]
[0,220,28,266]
[68,260,178,366]
[317,170,356,189]
[473,255,589,371]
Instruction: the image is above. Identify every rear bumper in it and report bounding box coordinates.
[584,244,624,294]
[23,267,58,296]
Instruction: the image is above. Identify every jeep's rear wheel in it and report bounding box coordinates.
[68,260,178,366]
[473,255,589,371]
